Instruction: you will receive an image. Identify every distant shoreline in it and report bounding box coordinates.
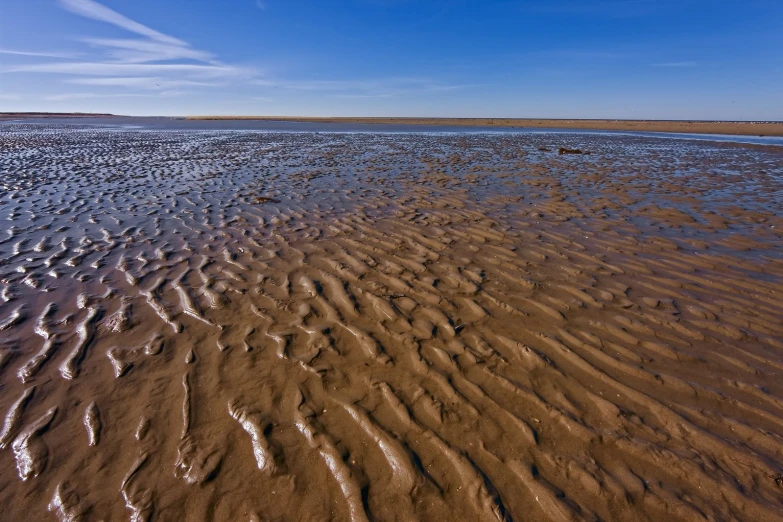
[3,113,782,137]
[185,117,783,137]
[0,112,115,120]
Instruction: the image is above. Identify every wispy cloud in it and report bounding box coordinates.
[82,38,216,64]
[652,61,697,67]
[0,48,82,59]
[66,77,223,89]
[2,0,258,97]
[0,93,23,101]
[5,0,463,108]
[59,0,185,45]
[6,62,248,78]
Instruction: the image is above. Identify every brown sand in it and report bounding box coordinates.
[0,123,782,521]
[186,116,783,137]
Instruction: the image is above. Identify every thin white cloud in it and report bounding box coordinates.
[59,0,185,45]
[255,0,267,9]
[5,62,248,79]
[0,93,23,101]
[10,0,460,108]
[0,48,82,59]
[82,38,216,64]
[13,0,259,94]
[66,77,222,89]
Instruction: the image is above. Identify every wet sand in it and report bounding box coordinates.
[186,117,783,137]
[0,122,782,521]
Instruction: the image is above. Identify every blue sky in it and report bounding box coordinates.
[1,0,781,119]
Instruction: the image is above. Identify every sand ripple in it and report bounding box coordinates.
[0,124,782,520]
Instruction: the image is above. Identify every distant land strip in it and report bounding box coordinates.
[185,117,783,136]
[2,113,782,136]
[0,112,116,118]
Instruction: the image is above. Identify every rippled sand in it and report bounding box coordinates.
[0,123,782,521]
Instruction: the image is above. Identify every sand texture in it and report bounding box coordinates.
[0,123,782,521]
[185,117,783,137]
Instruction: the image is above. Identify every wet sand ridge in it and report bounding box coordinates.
[0,123,782,520]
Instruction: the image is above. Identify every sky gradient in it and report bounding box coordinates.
[1,0,781,119]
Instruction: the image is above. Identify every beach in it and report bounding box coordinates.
[186,117,783,137]
[0,120,782,520]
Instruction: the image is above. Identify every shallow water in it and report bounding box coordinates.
[0,124,782,521]
[4,116,783,147]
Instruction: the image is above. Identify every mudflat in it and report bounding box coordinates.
[0,122,782,521]
[186,116,783,136]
